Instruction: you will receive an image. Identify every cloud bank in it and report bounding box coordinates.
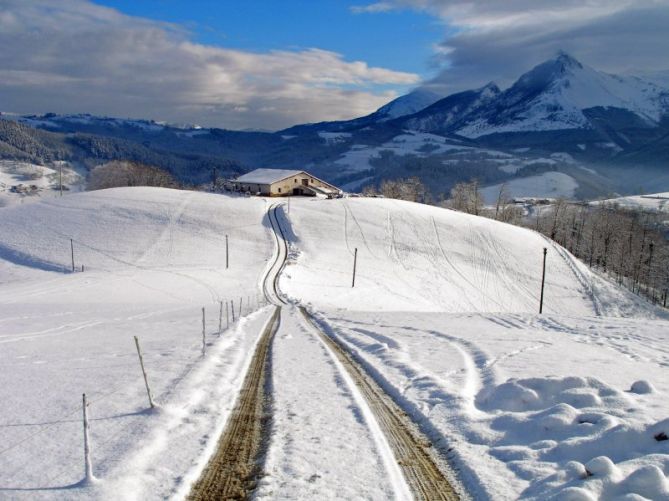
[0,0,419,130]
[353,0,669,94]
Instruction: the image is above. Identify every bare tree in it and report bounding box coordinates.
[378,177,429,203]
[88,161,177,190]
[448,180,483,215]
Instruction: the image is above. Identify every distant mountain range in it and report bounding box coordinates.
[2,52,669,199]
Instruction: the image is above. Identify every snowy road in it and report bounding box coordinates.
[251,203,460,500]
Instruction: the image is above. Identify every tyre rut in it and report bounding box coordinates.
[187,306,280,500]
[299,307,461,501]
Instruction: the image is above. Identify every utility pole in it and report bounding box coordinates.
[59,164,63,196]
[71,238,75,272]
[352,247,358,288]
[539,247,547,314]
[225,235,229,270]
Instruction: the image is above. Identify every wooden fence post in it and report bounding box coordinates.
[82,393,94,483]
[133,336,155,408]
[539,247,547,314]
[201,307,206,355]
[352,247,358,288]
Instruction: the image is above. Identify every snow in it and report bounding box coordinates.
[481,172,579,204]
[254,306,408,500]
[375,88,442,120]
[3,188,669,500]
[318,131,352,144]
[0,188,276,498]
[456,55,669,138]
[593,192,669,212]
[334,133,470,173]
[277,196,669,499]
[0,160,85,208]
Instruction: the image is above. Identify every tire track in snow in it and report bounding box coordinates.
[268,202,461,500]
[187,306,280,500]
[301,308,461,501]
[344,201,378,259]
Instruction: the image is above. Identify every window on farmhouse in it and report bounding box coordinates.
[278,188,281,193]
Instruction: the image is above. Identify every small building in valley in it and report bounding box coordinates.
[233,168,341,197]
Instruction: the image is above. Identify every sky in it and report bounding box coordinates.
[1,0,668,130]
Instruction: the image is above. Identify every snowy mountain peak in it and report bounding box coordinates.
[479,82,501,98]
[454,53,669,138]
[375,88,443,120]
[554,50,583,69]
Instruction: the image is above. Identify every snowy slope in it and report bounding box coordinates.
[374,88,443,121]
[401,82,501,134]
[593,192,669,212]
[3,190,669,500]
[481,172,579,204]
[280,197,649,316]
[0,188,276,499]
[278,197,669,500]
[0,160,85,208]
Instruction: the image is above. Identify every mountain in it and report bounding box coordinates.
[398,82,501,135]
[453,52,669,138]
[373,88,443,120]
[396,52,669,139]
[281,88,442,135]
[3,52,669,200]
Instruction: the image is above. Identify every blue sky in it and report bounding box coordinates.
[95,0,442,79]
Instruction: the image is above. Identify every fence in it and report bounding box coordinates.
[0,294,271,490]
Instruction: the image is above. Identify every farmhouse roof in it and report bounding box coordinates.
[236,168,304,184]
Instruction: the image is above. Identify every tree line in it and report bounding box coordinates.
[531,199,669,304]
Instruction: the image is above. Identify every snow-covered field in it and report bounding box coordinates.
[0,160,85,208]
[593,192,669,213]
[0,188,276,499]
[2,190,668,500]
[280,197,669,500]
[481,172,578,204]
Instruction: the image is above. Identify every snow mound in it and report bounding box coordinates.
[477,376,619,413]
[630,380,655,395]
[475,375,669,499]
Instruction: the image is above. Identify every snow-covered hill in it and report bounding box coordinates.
[1,189,668,500]
[0,160,85,207]
[593,192,669,212]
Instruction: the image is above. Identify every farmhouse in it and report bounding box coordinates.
[233,168,341,197]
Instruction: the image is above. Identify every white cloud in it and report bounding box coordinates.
[350,2,395,14]
[0,0,419,130]
[353,0,669,94]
